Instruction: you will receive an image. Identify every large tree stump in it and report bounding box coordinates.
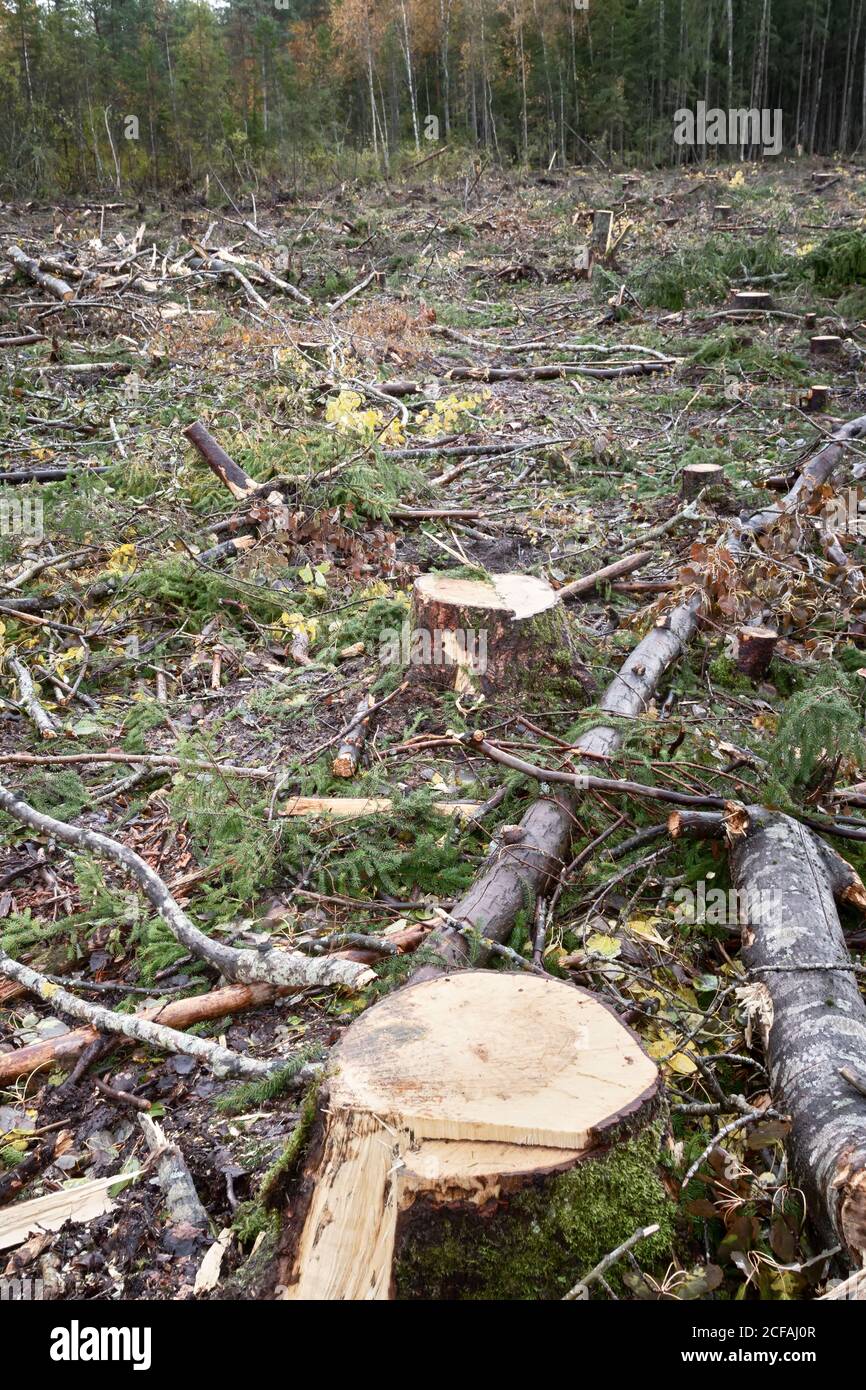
[405,572,572,695]
[280,971,667,1300]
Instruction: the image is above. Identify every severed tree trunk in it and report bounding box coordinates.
[731,290,773,310]
[591,209,614,256]
[730,810,866,1262]
[183,420,259,500]
[810,335,843,354]
[739,413,866,542]
[279,972,667,1300]
[681,462,724,499]
[6,245,74,301]
[406,571,573,696]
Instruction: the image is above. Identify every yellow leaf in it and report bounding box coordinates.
[107,543,137,575]
[586,932,621,959]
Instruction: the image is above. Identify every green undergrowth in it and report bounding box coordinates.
[689,332,810,382]
[802,230,866,295]
[216,1048,324,1117]
[631,234,795,310]
[128,555,288,629]
[764,664,865,805]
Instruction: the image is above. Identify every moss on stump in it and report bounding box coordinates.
[394,1124,674,1300]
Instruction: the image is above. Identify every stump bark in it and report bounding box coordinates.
[590,209,614,257]
[407,571,572,695]
[280,971,667,1300]
[800,385,831,412]
[810,335,842,354]
[681,462,724,499]
[731,290,773,310]
[735,625,778,679]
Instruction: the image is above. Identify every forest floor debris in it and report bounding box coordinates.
[2,159,866,1299]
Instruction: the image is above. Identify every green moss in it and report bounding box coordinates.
[394,1122,674,1300]
[708,654,752,693]
[232,1200,281,1246]
[259,1082,321,1210]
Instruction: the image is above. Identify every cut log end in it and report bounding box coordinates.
[281,971,664,1300]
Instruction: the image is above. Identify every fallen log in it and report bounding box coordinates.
[7,650,60,739]
[0,948,277,1080]
[190,249,269,312]
[0,331,47,348]
[183,420,260,500]
[556,550,652,600]
[279,796,482,819]
[280,971,669,1300]
[0,467,109,485]
[730,809,866,1262]
[445,361,670,384]
[332,695,375,778]
[327,268,381,313]
[6,245,74,301]
[139,1113,211,1234]
[0,981,298,1086]
[738,412,866,542]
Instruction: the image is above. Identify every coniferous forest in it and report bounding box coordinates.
[0,0,864,193]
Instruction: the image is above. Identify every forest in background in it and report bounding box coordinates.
[0,0,863,196]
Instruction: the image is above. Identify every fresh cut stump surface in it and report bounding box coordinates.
[284,971,660,1300]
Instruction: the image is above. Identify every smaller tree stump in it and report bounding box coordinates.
[735,626,778,680]
[810,335,842,354]
[731,290,772,310]
[803,312,817,330]
[800,385,831,413]
[681,462,725,500]
[713,204,732,222]
[404,571,572,696]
